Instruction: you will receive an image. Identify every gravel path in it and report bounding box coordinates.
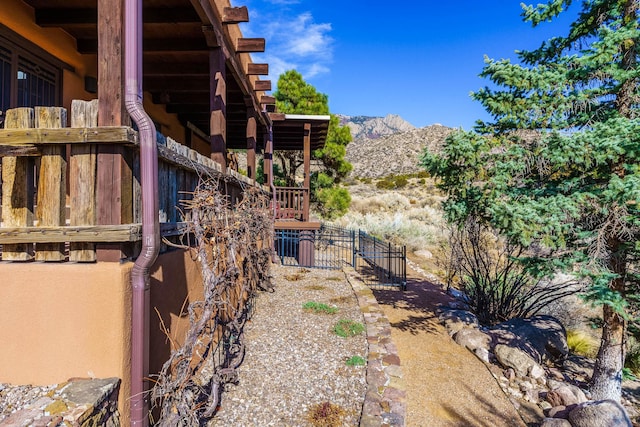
[373,268,527,427]
[209,265,368,426]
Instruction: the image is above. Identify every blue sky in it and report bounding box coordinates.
[243,1,579,129]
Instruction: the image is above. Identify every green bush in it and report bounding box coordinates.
[302,301,338,315]
[567,329,598,358]
[345,355,366,366]
[333,319,365,338]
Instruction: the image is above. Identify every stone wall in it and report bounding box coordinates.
[0,378,120,426]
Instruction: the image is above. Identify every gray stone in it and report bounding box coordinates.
[494,344,542,378]
[540,418,572,427]
[474,347,490,364]
[489,315,568,364]
[453,328,490,352]
[568,399,632,427]
[546,384,588,407]
[438,309,478,336]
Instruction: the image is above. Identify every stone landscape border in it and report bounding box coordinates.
[344,267,406,427]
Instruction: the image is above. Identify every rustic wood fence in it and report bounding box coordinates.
[0,100,261,262]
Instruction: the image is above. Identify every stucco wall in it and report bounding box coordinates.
[0,248,206,425]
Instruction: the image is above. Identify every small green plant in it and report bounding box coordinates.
[303,301,338,315]
[333,319,365,338]
[307,401,347,427]
[625,335,640,376]
[345,355,366,366]
[567,329,599,358]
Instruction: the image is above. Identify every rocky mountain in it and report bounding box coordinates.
[345,124,454,179]
[338,114,416,140]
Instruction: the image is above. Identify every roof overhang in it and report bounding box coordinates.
[269,113,330,151]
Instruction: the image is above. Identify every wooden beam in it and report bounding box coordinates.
[210,48,227,170]
[236,38,265,53]
[98,0,125,126]
[35,7,201,25]
[254,80,272,91]
[1,108,34,260]
[269,113,286,121]
[303,123,312,221]
[69,100,99,262]
[261,95,276,104]
[246,115,257,180]
[78,37,209,54]
[0,127,137,146]
[223,6,249,24]
[35,107,68,261]
[247,63,269,75]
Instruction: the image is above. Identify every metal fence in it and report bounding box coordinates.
[274,224,406,289]
[356,231,407,290]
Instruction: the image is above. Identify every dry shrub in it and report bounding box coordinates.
[152,178,273,425]
[307,402,347,427]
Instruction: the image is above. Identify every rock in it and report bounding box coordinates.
[529,363,546,381]
[438,309,478,336]
[547,404,575,419]
[568,399,632,427]
[540,418,572,427]
[562,355,594,380]
[453,328,490,352]
[547,384,588,407]
[414,249,432,259]
[489,315,568,364]
[494,344,542,378]
[474,347,490,364]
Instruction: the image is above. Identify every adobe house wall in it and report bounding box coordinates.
[0,248,206,425]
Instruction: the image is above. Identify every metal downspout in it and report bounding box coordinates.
[124,0,159,425]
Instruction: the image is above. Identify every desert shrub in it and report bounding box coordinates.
[446,217,580,325]
[567,329,599,358]
[376,174,409,190]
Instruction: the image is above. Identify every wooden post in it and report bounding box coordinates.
[1,108,35,260]
[263,132,273,187]
[303,123,311,221]
[96,0,132,261]
[246,114,256,180]
[35,106,68,261]
[69,99,98,262]
[210,47,227,169]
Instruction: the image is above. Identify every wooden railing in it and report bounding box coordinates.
[274,186,309,221]
[0,101,263,262]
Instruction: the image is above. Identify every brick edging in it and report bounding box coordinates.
[344,267,406,427]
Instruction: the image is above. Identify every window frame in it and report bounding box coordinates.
[0,24,72,113]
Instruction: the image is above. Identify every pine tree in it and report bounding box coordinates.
[423,0,640,401]
[273,70,352,218]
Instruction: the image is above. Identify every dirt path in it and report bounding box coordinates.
[373,270,528,427]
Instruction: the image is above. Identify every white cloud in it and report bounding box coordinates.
[243,4,333,86]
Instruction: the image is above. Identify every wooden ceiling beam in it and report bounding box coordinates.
[247,63,268,75]
[35,7,201,26]
[236,38,265,53]
[261,96,276,104]
[223,6,249,24]
[77,37,209,54]
[254,80,271,91]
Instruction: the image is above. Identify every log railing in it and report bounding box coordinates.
[274,186,309,221]
[0,101,262,262]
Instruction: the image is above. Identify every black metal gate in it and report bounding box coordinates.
[274,224,406,289]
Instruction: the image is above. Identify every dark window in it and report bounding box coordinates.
[0,27,63,114]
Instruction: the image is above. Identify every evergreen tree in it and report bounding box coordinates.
[273,70,352,218]
[423,0,640,401]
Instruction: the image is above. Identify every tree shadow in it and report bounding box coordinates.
[438,382,533,427]
[372,274,455,335]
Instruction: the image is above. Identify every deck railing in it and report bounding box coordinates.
[273,186,309,221]
[0,101,263,262]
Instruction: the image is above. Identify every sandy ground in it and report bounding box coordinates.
[373,270,528,427]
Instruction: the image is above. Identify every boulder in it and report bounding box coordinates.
[438,309,478,336]
[494,344,542,378]
[546,384,588,407]
[453,328,490,352]
[568,400,632,427]
[540,418,572,427]
[489,315,568,364]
